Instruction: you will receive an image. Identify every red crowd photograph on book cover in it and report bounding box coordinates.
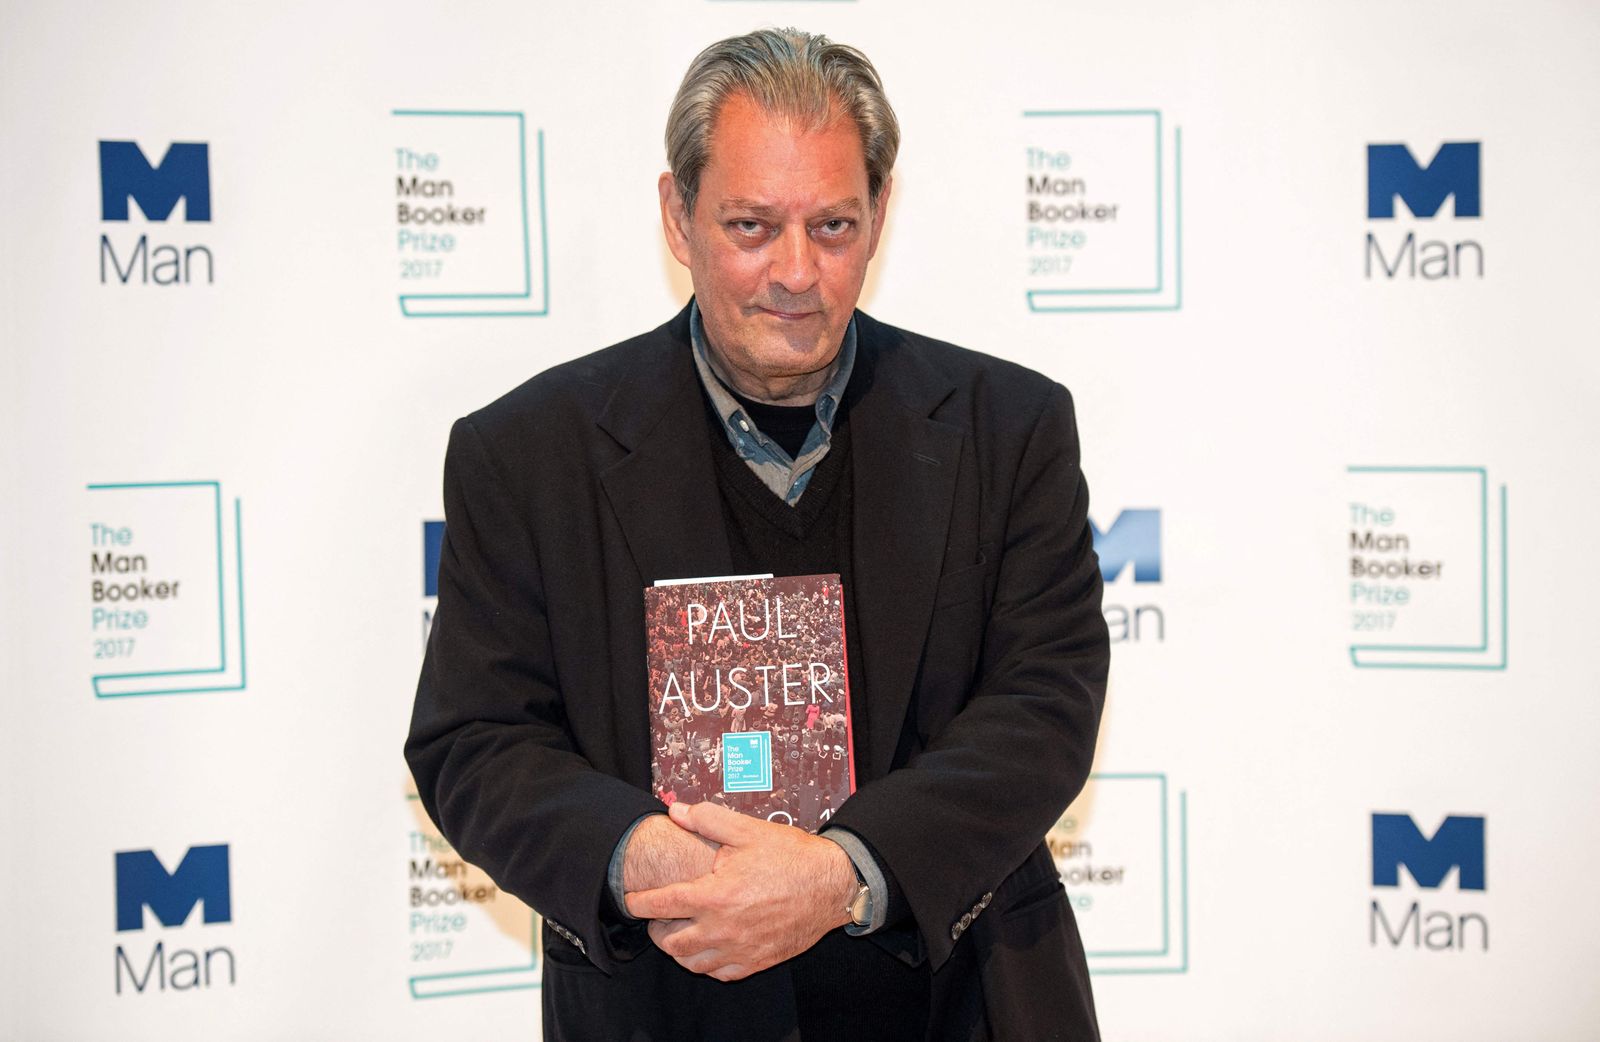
[644,573,855,832]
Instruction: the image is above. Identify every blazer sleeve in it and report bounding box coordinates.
[404,417,663,973]
[826,382,1109,969]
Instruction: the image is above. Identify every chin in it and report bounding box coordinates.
[753,339,834,373]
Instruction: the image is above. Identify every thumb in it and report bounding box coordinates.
[670,800,757,845]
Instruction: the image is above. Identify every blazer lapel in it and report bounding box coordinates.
[596,308,735,587]
[847,313,962,779]
[594,308,734,787]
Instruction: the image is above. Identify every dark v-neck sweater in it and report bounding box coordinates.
[704,394,988,1040]
[708,396,871,758]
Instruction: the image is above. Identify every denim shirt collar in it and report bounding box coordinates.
[688,299,857,504]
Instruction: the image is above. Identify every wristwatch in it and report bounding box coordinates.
[846,872,873,928]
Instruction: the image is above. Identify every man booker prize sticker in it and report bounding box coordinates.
[722,732,774,793]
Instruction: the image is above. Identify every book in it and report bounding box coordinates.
[644,573,855,832]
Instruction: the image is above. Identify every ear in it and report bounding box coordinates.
[659,172,693,268]
[865,173,893,261]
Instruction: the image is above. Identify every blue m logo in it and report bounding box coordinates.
[1367,142,1480,220]
[99,141,211,222]
[1371,814,1485,891]
[1091,509,1161,584]
[424,521,445,597]
[115,844,232,931]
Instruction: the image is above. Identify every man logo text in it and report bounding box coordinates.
[113,844,236,994]
[1365,141,1482,280]
[98,140,214,285]
[1369,813,1487,953]
[1092,509,1163,644]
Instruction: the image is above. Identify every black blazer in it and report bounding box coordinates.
[406,304,1109,1041]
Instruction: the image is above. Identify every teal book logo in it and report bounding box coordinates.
[404,796,542,999]
[1346,466,1508,670]
[87,481,246,698]
[1051,773,1189,975]
[722,732,774,793]
[392,110,549,318]
[1022,110,1183,313]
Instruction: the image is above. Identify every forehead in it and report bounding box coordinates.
[701,92,868,206]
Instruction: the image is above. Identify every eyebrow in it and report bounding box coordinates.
[716,197,864,220]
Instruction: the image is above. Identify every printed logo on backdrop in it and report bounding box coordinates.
[1093,509,1164,644]
[88,481,246,697]
[1365,141,1483,280]
[1370,812,1487,951]
[1022,110,1182,313]
[1346,467,1507,669]
[1050,774,1189,974]
[98,140,214,285]
[114,844,236,994]
[392,110,549,317]
[423,519,443,649]
[405,794,542,998]
[409,521,541,997]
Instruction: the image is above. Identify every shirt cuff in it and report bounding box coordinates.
[607,811,664,920]
[819,827,888,935]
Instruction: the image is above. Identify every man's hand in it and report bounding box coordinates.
[622,812,719,894]
[625,801,858,981]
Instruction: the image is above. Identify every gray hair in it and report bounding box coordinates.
[665,28,900,215]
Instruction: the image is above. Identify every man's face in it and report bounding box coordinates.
[660,92,890,401]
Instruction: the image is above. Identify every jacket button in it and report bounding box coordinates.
[959,912,973,930]
[950,923,962,941]
[980,892,993,908]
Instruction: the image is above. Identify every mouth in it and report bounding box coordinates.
[757,306,819,321]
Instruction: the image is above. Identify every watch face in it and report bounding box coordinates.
[850,883,872,926]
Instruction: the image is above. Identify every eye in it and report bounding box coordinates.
[815,218,853,238]
[729,219,765,237]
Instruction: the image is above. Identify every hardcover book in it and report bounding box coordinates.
[644,573,855,832]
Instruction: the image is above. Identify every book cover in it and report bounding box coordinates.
[644,573,854,832]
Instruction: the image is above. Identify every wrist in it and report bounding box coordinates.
[621,813,675,893]
[818,828,886,933]
[818,837,859,929]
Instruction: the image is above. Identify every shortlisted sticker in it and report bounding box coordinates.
[722,732,774,794]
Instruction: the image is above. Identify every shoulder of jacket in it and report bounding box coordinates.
[461,322,679,443]
[858,311,1063,410]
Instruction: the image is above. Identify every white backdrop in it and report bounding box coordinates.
[5,1,1600,1038]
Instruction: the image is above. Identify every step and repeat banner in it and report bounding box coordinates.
[4,1,1598,1039]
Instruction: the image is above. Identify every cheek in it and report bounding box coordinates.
[700,253,767,302]
[820,252,870,297]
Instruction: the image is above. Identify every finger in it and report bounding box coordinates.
[646,918,684,945]
[666,800,699,832]
[710,963,751,982]
[625,879,703,921]
[677,948,730,976]
[647,917,705,958]
[672,800,758,846]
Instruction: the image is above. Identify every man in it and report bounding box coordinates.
[406,28,1108,1041]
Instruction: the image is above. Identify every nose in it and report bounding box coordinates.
[769,225,820,297]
